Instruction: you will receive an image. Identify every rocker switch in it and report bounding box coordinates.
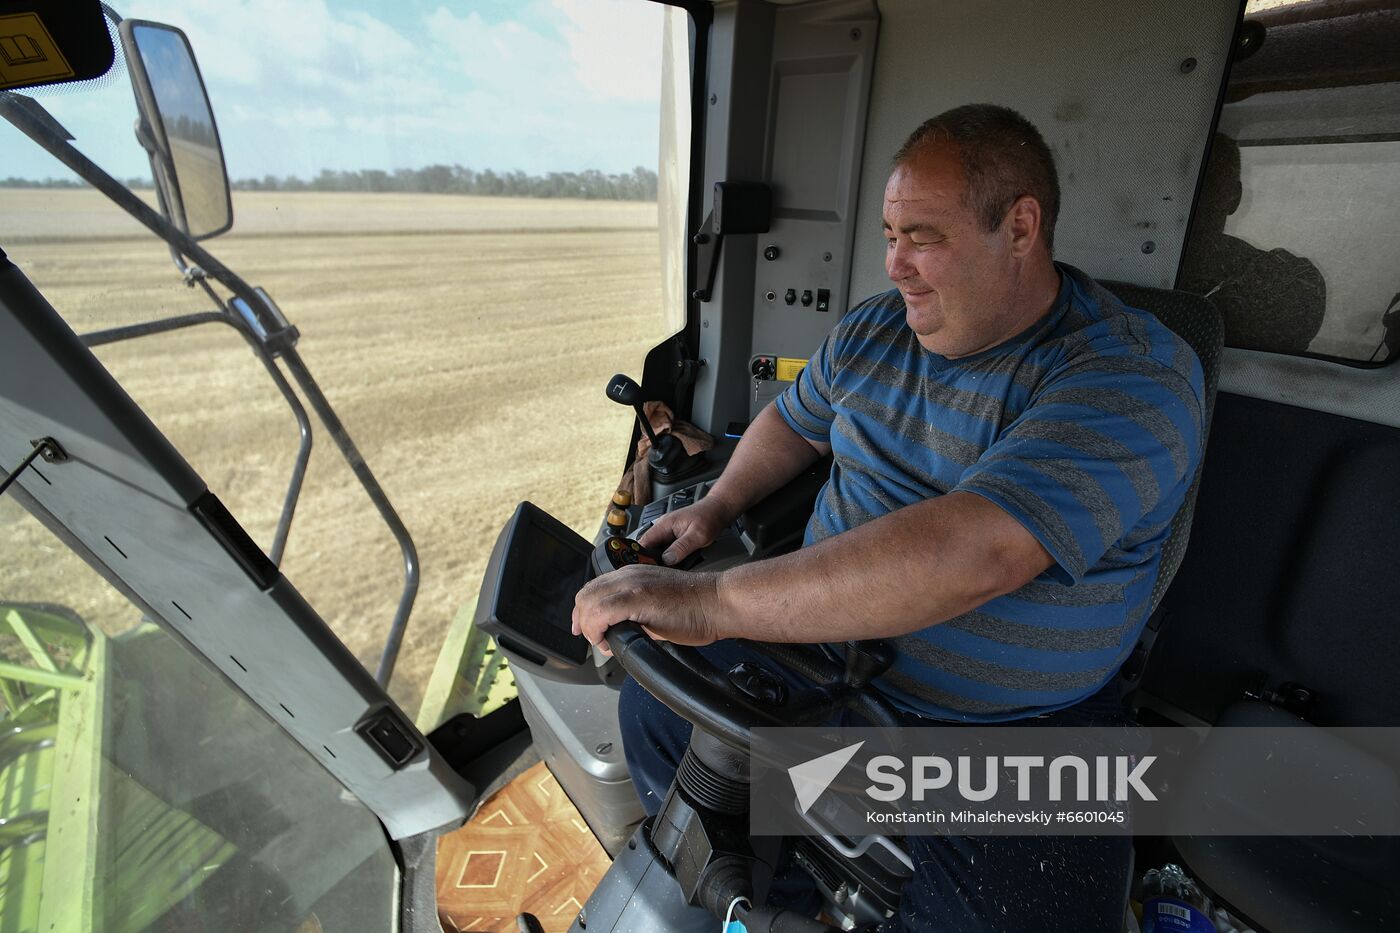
[816,288,831,313]
[356,707,422,768]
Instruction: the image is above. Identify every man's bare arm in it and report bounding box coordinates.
[639,403,830,564]
[713,490,1053,641]
[574,490,1054,650]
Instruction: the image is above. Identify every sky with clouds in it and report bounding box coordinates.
[3,0,670,182]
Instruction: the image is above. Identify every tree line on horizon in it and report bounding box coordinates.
[2,164,659,201]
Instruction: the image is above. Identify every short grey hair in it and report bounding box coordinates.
[894,104,1061,251]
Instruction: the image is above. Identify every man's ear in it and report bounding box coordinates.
[1004,195,1043,258]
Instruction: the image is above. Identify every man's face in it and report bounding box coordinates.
[883,144,1021,357]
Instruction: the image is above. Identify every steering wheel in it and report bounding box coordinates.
[603,620,901,754]
[593,541,903,933]
[589,532,900,753]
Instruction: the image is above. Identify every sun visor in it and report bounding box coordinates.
[0,0,114,92]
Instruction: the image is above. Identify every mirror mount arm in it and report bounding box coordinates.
[131,115,199,281]
[132,115,156,155]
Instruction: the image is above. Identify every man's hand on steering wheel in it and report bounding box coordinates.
[572,564,722,656]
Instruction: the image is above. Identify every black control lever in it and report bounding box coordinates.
[605,373,705,481]
[606,373,662,447]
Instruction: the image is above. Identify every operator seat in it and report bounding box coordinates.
[1101,281,1223,692]
[1156,426,1400,931]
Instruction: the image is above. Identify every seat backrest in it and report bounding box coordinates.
[1144,389,1400,727]
[1102,281,1223,615]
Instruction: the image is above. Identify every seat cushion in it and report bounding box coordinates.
[1175,701,1400,932]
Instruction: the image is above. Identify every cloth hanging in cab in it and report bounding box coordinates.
[618,401,713,505]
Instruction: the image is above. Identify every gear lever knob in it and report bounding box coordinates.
[606,372,644,407]
[606,373,661,447]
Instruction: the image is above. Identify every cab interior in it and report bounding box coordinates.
[1,1,1397,931]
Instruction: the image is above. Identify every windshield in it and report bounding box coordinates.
[2,0,686,721]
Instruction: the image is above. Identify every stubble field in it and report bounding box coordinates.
[2,188,669,716]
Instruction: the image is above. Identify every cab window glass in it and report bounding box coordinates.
[1179,0,1400,363]
[0,499,397,931]
[0,0,689,714]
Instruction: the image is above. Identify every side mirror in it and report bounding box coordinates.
[118,20,232,240]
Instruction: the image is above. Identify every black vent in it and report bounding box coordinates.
[190,490,278,589]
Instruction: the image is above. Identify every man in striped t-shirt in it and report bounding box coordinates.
[774,264,1204,720]
[575,104,1204,929]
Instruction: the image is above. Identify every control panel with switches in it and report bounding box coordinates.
[689,2,876,437]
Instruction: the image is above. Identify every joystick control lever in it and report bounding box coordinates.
[589,535,704,579]
[605,373,705,482]
[606,373,662,447]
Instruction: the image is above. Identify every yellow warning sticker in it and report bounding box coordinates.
[776,357,807,382]
[0,13,74,89]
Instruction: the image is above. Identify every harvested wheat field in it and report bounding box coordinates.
[2,188,670,716]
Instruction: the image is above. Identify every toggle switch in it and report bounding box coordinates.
[800,289,813,307]
[784,288,797,305]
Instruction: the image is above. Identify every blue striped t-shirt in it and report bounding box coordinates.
[776,264,1205,721]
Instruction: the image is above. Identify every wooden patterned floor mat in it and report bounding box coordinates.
[437,761,611,932]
